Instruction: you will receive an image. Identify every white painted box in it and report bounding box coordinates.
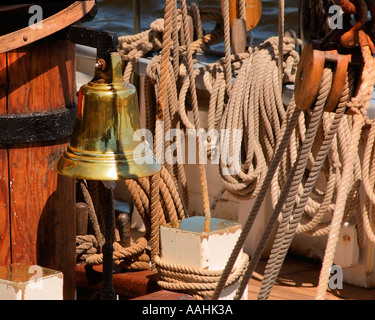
[0,264,63,300]
[160,216,248,300]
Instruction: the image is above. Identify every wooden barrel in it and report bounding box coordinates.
[0,36,76,300]
[0,2,95,300]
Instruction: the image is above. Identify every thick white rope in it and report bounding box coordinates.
[316,43,375,300]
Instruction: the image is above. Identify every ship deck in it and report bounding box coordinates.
[248,255,375,300]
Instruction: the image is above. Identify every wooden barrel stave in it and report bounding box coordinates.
[0,37,77,300]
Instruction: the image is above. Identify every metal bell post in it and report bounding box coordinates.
[57,26,161,299]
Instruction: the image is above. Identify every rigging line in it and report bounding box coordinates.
[316,41,375,300]
[278,0,285,92]
[234,68,331,300]
[211,101,302,300]
[149,0,175,269]
[316,114,365,300]
[258,70,351,300]
[180,0,211,232]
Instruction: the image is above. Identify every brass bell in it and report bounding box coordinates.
[57,52,161,180]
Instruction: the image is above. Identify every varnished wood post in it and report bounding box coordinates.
[76,203,89,236]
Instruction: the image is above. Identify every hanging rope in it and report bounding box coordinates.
[278,0,285,91]
[180,0,212,232]
[233,66,334,300]
[316,33,375,300]
[113,2,229,275]
[221,0,232,97]
[212,99,303,300]
[258,67,354,300]
[147,0,175,270]
[218,35,301,198]
[362,119,375,244]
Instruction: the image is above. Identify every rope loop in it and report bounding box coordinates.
[78,0,375,302]
[155,253,249,300]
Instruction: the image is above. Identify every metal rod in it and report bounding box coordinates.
[133,0,141,34]
[100,184,116,300]
[210,186,226,212]
[132,0,141,106]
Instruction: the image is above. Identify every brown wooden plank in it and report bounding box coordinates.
[131,290,195,300]
[6,40,76,113]
[76,263,161,298]
[0,1,95,54]
[0,150,10,266]
[0,52,10,266]
[229,0,262,31]
[7,144,74,257]
[0,52,7,109]
[247,256,375,300]
[7,142,76,301]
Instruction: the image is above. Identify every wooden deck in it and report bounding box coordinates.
[77,254,375,300]
[248,255,375,300]
[76,228,375,300]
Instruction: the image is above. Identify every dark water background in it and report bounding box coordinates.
[84,0,300,46]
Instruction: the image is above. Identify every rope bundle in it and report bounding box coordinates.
[118,4,225,84]
[86,238,150,271]
[207,0,375,300]
[258,65,352,300]
[124,166,187,268]
[316,39,375,300]
[155,253,249,300]
[76,0,375,301]
[218,34,301,198]
[75,180,152,271]
[118,0,253,297]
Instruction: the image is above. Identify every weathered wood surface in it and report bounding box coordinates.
[231,18,247,54]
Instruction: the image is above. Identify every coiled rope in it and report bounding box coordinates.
[212,1,375,300]
[110,0,375,301]
[218,35,301,198]
[75,180,151,271]
[155,253,249,300]
[315,34,375,300]
[212,62,335,299]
